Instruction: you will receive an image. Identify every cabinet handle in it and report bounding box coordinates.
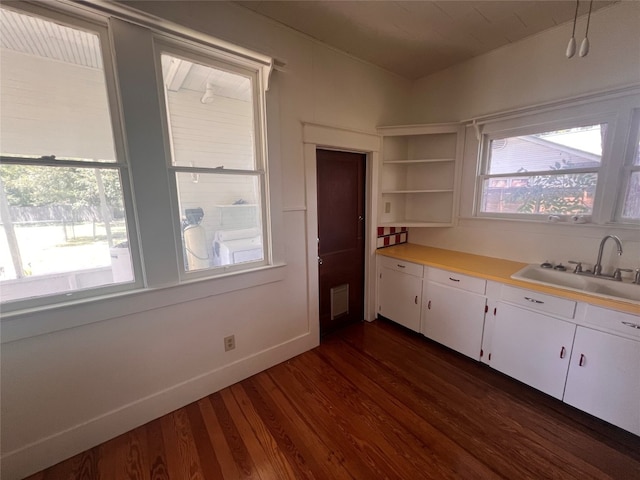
[559,346,566,359]
[414,295,418,305]
[579,354,585,367]
[397,264,405,269]
[449,277,460,282]
[427,300,431,310]
[622,321,640,330]
[524,296,544,304]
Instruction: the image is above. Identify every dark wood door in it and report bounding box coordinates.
[317,149,366,335]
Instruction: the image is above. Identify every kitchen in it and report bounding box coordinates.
[1,1,639,478]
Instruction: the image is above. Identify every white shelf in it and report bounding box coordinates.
[382,189,454,194]
[377,123,463,228]
[383,158,455,164]
[379,221,454,228]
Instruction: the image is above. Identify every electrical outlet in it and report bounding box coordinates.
[224,335,235,352]
[384,202,391,214]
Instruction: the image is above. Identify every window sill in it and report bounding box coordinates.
[0,262,287,344]
[458,215,640,231]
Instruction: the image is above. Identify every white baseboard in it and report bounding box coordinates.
[1,332,318,480]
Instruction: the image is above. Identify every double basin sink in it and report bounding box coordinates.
[512,264,640,305]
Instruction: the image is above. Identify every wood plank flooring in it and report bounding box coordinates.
[26,320,640,479]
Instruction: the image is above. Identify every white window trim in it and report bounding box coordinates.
[0,2,145,313]
[0,2,286,327]
[615,108,640,224]
[152,38,273,281]
[471,90,640,226]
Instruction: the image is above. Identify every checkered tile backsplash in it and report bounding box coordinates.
[376,227,408,248]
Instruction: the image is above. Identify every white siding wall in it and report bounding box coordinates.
[408,2,640,266]
[0,2,411,478]
[0,49,116,160]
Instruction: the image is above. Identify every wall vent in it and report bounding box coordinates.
[330,284,349,320]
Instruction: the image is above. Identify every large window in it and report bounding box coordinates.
[0,6,135,305]
[158,50,268,275]
[0,3,274,313]
[479,124,605,217]
[474,91,640,224]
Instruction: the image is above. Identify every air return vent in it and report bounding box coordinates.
[330,284,349,320]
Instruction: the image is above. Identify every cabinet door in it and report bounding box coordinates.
[422,281,486,360]
[491,302,576,399]
[378,267,421,332]
[564,327,640,435]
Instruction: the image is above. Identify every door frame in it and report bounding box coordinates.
[303,122,381,340]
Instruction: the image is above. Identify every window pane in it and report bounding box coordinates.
[161,54,256,170]
[480,173,597,215]
[0,165,133,303]
[621,171,640,219]
[634,127,640,167]
[488,125,606,175]
[176,172,263,271]
[0,7,117,162]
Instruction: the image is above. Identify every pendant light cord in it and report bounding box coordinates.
[584,0,593,37]
[571,0,579,37]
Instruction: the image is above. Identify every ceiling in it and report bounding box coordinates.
[235,1,617,79]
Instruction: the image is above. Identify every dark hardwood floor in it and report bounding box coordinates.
[27,320,640,479]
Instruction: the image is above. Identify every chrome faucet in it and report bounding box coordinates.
[593,235,623,276]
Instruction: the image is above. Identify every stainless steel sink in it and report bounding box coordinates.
[511,264,640,305]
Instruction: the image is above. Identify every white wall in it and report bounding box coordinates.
[408,2,640,268]
[0,2,411,478]
[409,2,640,124]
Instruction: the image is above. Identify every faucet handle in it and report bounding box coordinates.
[613,268,633,281]
[568,260,583,273]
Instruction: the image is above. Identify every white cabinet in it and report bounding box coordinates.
[564,326,640,436]
[491,302,576,399]
[422,268,487,360]
[376,253,640,433]
[377,256,423,332]
[377,123,463,227]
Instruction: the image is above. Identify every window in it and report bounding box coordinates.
[479,124,605,218]
[158,48,269,276]
[471,90,640,225]
[0,6,136,305]
[0,3,276,314]
[619,110,640,221]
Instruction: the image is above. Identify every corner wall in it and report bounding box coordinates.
[408,2,640,267]
[0,2,411,478]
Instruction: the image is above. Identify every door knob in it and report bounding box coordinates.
[318,257,323,265]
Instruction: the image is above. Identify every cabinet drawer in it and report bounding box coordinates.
[427,268,486,294]
[584,305,640,340]
[501,285,576,319]
[378,255,423,277]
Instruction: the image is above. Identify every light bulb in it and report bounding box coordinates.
[566,37,576,58]
[579,37,590,57]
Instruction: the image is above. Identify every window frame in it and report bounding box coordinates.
[476,116,613,221]
[615,108,640,224]
[472,91,640,226]
[0,3,144,313]
[152,38,272,281]
[0,1,280,319]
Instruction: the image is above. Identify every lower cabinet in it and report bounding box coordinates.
[376,255,640,435]
[377,257,422,332]
[422,281,486,360]
[564,326,640,435]
[490,302,576,400]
